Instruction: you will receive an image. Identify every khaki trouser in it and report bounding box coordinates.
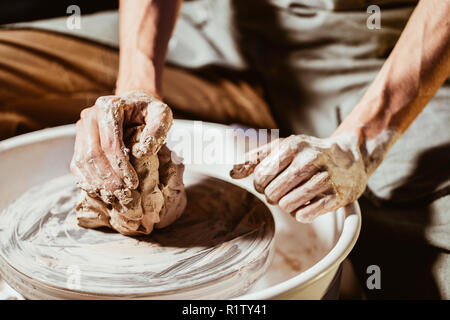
[0,28,276,140]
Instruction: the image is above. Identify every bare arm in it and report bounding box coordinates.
[116,0,182,96]
[231,0,450,222]
[334,0,450,174]
[71,0,181,203]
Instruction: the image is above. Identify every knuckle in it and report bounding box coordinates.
[95,96,109,107]
[97,96,121,113]
[69,159,78,173]
[279,197,295,213]
[80,108,90,119]
[86,149,102,162]
[285,134,298,143]
[318,171,331,184]
[286,164,300,177]
[287,134,305,147]
[295,154,320,173]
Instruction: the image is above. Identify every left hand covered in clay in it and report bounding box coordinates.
[70,91,173,205]
[230,134,369,223]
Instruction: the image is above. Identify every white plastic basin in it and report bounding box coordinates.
[0,120,361,299]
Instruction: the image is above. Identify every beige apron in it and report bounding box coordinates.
[168,0,450,299]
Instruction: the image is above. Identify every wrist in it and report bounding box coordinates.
[332,85,393,176]
[332,119,399,177]
[115,50,162,98]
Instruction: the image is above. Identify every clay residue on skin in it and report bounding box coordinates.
[230,133,368,222]
[77,125,187,235]
[313,133,368,208]
[76,92,186,236]
[230,139,284,179]
[71,91,174,206]
[230,127,403,223]
[361,129,400,175]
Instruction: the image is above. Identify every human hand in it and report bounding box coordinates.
[231,134,368,222]
[70,91,173,205]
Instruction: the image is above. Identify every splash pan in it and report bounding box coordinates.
[0,121,360,299]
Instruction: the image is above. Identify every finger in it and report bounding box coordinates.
[279,171,332,213]
[83,110,125,203]
[134,99,173,157]
[294,193,336,223]
[96,99,139,190]
[230,138,283,179]
[264,152,320,204]
[70,120,100,196]
[253,136,301,193]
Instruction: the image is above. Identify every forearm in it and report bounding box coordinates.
[116,0,182,97]
[334,0,450,175]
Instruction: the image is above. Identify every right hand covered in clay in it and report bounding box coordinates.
[70,91,173,205]
[230,134,370,223]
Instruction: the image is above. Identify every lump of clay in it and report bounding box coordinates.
[76,110,187,236]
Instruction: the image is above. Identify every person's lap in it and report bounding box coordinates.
[0,28,275,141]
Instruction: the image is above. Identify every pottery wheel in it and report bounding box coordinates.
[0,172,274,299]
